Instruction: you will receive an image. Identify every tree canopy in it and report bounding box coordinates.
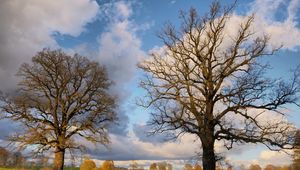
[139,1,300,170]
[0,49,117,170]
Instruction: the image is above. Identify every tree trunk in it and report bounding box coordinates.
[54,148,65,170]
[202,144,216,170]
[202,138,216,170]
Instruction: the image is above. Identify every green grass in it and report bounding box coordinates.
[64,167,79,170]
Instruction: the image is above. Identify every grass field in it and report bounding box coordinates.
[0,167,79,170]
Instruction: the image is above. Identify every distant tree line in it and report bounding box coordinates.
[246,164,293,170]
[1,152,297,170]
[79,159,291,170]
[0,147,26,167]
[77,148,300,170]
[0,146,49,168]
[149,162,172,170]
[80,159,116,170]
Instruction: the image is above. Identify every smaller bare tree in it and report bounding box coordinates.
[0,49,117,170]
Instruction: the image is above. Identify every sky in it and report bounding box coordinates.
[0,0,300,169]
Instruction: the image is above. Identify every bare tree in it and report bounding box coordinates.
[0,49,117,170]
[139,2,300,170]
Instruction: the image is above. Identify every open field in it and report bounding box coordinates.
[0,167,79,170]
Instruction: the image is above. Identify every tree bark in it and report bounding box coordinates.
[54,148,65,170]
[202,137,216,170]
[202,144,216,170]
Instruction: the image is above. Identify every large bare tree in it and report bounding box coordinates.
[139,2,300,170]
[0,49,117,170]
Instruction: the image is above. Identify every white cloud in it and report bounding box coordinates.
[84,132,201,161]
[115,1,132,19]
[171,1,176,4]
[287,0,300,23]
[259,150,291,163]
[220,0,300,51]
[259,150,288,161]
[131,133,200,159]
[250,0,300,50]
[250,0,285,21]
[0,0,100,157]
[83,128,256,165]
[224,146,292,169]
[0,0,99,91]
[96,1,146,100]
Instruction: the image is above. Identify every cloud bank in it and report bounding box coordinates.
[0,0,99,91]
[96,1,146,98]
[249,0,300,50]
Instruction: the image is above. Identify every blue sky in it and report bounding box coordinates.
[0,0,300,169]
